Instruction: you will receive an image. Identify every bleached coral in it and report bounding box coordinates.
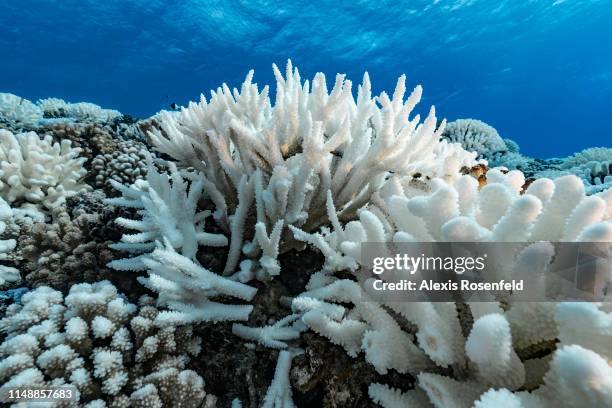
[261,350,301,408]
[232,314,304,349]
[292,279,432,375]
[287,170,611,407]
[0,281,210,406]
[529,147,612,194]
[554,302,611,359]
[504,138,520,154]
[139,240,257,324]
[106,156,228,271]
[536,157,612,195]
[368,383,432,408]
[561,147,612,169]
[292,171,611,273]
[442,118,507,163]
[2,63,608,408]
[0,197,20,288]
[37,98,122,123]
[0,93,42,130]
[465,313,525,390]
[0,130,90,210]
[148,61,477,277]
[36,97,69,117]
[42,122,120,163]
[365,305,612,408]
[472,344,612,408]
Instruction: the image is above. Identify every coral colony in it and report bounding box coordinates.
[0,61,611,407]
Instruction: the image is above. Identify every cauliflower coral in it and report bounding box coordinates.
[0,130,90,211]
[0,281,212,407]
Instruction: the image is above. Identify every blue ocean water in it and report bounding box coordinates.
[1,0,610,158]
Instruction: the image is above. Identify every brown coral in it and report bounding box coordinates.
[17,209,115,292]
[90,139,150,194]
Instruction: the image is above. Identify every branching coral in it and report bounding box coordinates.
[0,281,213,406]
[2,61,609,407]
[291,171,611,272]
[286,171,611,406]
[0,130,91,211]
[148,61,478,278]
[292,279,432,375]
[261,349,302,408]
[232,314,304,349]
[106,156,228,271]
[139,240,257,324]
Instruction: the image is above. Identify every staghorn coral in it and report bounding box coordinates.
[0,130,91,211]
[106,156,228,271]
[148,61,478,280]
[0,93,42,131]
[138,240,257,325]
[0,280,213,407]
[261,349,302,408]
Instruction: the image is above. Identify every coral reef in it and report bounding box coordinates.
[17,209,115,292]
[147,61,477,282]
[91,139,150,193]
[0,62,610,408]
[286,168,611,406]
[448,119,612,195]
[0,93,43,131]
[442,118,507,163]
[532,147,612,194]
[41,122,121,163]
[561,147,612,169]
[37,98,122,123]
[106,156,228,271]
[0,281,215,406]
